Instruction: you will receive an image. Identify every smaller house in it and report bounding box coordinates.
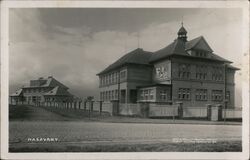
[10,76,74,105]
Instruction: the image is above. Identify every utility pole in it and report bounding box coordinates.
[224,63,227,123]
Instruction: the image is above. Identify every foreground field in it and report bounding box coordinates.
[10,140,241,152]
[9,121,242,152]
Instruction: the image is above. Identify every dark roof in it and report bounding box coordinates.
[44,86,72,96]
[227,64,240,70]
[149,38,188,62]
[22,76,69,89]
[210,53,232,63]
[10,89,23,97]
[178,26,187,34]
[98,35,234,75]
[185,36,213,52]
[98,48,153,75]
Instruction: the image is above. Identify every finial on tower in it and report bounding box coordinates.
[177,20,187,42]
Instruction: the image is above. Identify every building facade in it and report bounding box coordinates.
[10,76,74,105]
[97,25,239,108]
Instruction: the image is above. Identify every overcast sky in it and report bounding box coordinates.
[9,8,243,106]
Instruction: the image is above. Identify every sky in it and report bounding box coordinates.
[9,8,243,106]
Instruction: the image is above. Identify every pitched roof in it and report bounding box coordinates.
[22,76,69,89]
[185,36,213,52]
[210,53,232,63]
[227,64,240,70]
[44,86,72,96]
[10,89,23,97]
[98,48,153,75]
[178,26,187,34]
[149,38,188,62]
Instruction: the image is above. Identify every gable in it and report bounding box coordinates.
[192,37,213,52]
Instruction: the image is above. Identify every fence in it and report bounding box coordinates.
[12,99,242,121]
[119,103,141,116]
[222,108,242,119]
[149,104,178,117]
[183,107,208,118]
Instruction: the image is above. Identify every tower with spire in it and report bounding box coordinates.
[177,22,188,42]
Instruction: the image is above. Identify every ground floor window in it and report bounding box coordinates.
[139,89,154,101]
[195,89,208,101]
[160,90,167,101]
[101,89,119,101]
[212,90,223,101]
[178,88,190,100]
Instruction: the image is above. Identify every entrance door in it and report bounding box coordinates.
[130,90,137,103]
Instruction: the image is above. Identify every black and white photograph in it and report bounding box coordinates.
[1,1,249,159]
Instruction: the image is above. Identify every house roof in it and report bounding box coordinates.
[185,36,213,52]
[10,89,23,97]
[98,48,153,75]
[44,86,72,96]
[178,26,187,34]
[227,64,240,70]
[22,76,69,89]
[149,38,188,62]
[97,33,235,75]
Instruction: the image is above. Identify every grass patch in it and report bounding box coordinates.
[9,141,242,152]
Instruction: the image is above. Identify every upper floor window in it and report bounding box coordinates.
[120,70,127,80]
[178,88,190,100]
[195,50,207,57]
[226,91,230,101]
[178,64,190,79]
[196,65,207,80]
[212,66,223,81]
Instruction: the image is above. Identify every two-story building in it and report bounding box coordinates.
[10,76,74,105]
[97,24,239,108]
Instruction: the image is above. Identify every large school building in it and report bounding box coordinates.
[97,24,239,108]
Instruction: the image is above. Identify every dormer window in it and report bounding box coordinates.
[195,50,207,57]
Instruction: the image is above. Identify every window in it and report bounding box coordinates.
[140,89,154,101]
[114,72,117,83]
[112,90,114,100]
[144,90,149,100]
[32,96,36,102]
[212,90,223,101]
[226,91,230,101]
[196,65,207,80]
[108,91,111,100]
[37,96,41,102]
[195,89,208,101]
[160,90,167,101]
[212,66,223,81]
[115,90,118,99]
[178,88,191,100]
[120,70,127,80]
[195,50,207,57]
[178,64,190,79]
[149,90,154,100]
[105,91,108,101]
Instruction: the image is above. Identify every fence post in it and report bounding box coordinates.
[91,101,94,112]
[84,101,87,111]
[79,101,82,109]
[176,102,183,119]
[99,101,103,115]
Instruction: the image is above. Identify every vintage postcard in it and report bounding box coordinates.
[1,0,249,159]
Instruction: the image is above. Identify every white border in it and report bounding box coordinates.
[1,1,249,160]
